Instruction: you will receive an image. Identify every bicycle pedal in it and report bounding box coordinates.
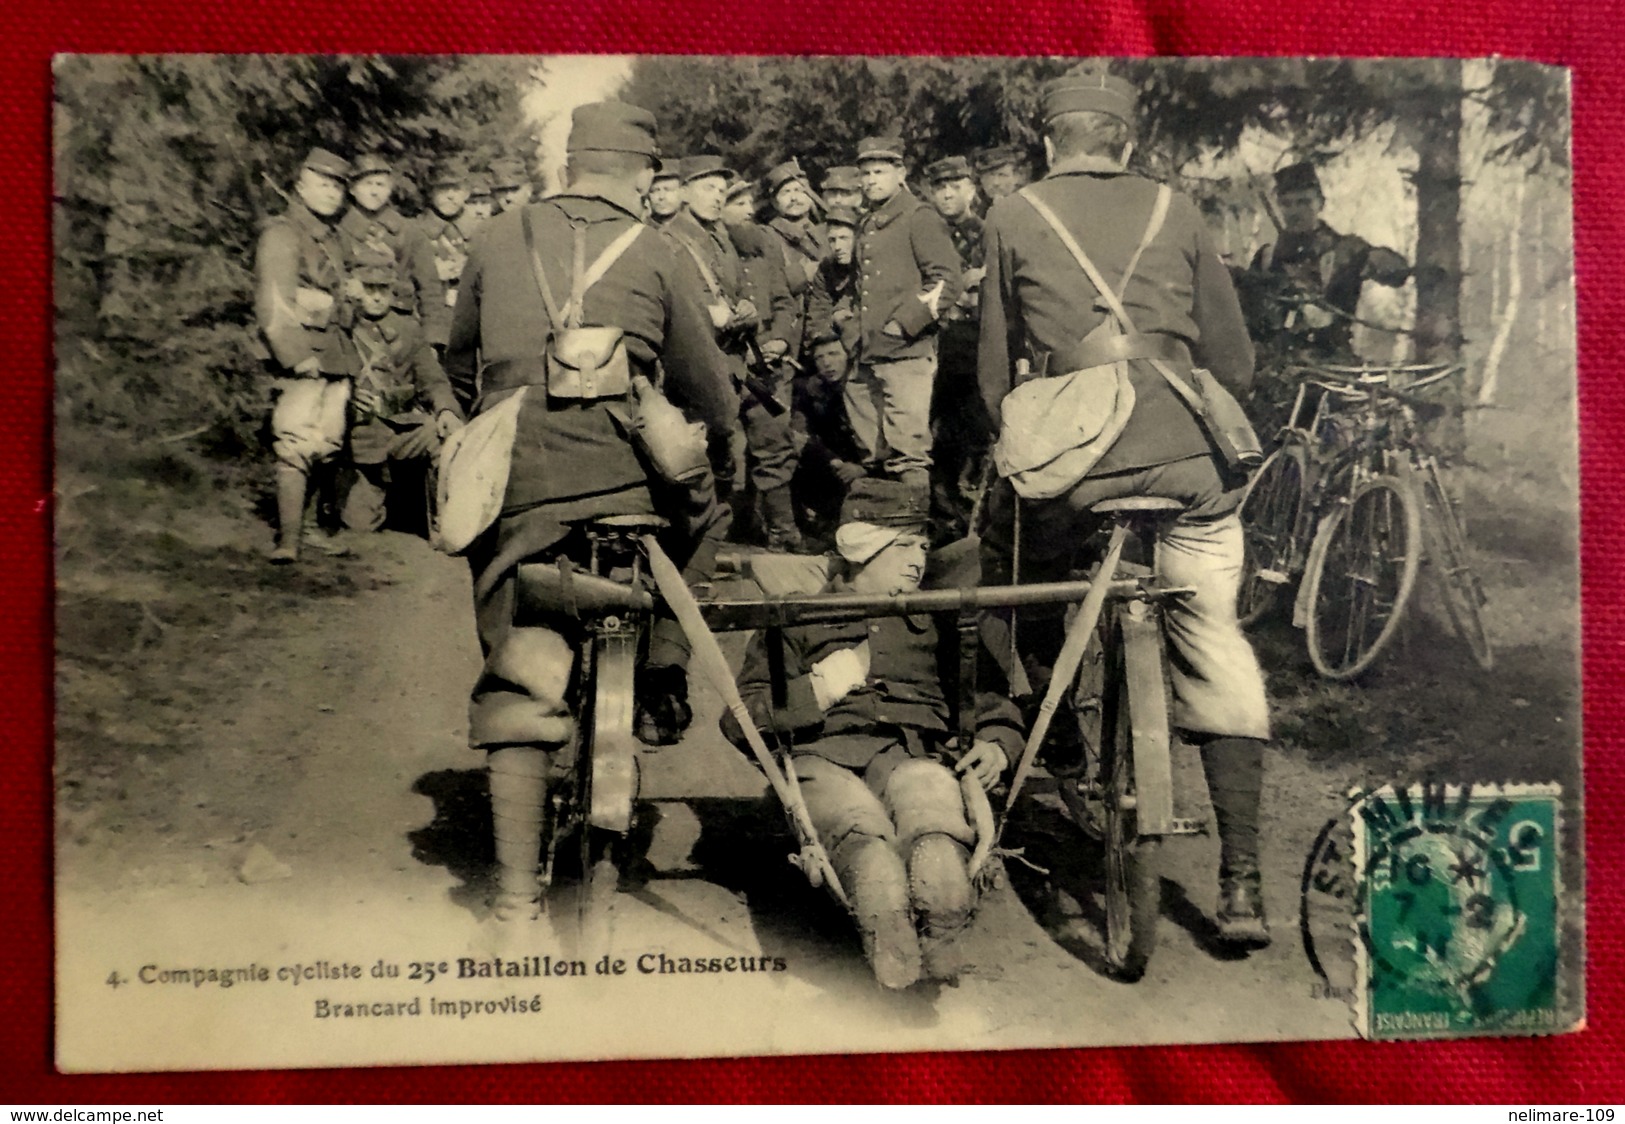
[1167,817,1208,836]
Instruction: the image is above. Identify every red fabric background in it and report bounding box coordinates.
[4,0,1620,1104]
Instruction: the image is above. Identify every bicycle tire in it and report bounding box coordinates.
[1238,444,1310,628]
[1302,474,1422,680]
[1415,461,1494,670]
[1099,604,1166,981]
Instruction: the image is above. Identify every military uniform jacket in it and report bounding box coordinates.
[252,199,354,376]
[726,221,800,352]
[978,157,1255,474]
[805,258,858,353]
[722,584,949,770]
[348,309,459,432]
[339,205,447,328]
[412,209,479,347]
[445,187,735,522]
[791,372,865,470]
[853,187,963,363]
[943,211,985,324]
[1250,221,1410,356]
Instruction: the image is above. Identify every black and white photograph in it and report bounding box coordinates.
[52,54,1583,1071]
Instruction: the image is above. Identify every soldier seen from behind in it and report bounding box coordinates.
[253,146,360,564]
[443,102,736,919]
[977,70,1274,948]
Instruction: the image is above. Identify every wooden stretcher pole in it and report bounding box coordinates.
[641,536,849,910]
[970,523,1129,881]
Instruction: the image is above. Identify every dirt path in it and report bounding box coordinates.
[54,460,1578,1070]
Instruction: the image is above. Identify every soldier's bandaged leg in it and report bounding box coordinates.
[792,753,896,851]
[880,758,977,936]
[487,746,550,919]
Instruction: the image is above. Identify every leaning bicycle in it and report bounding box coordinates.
[1238,362,1492,678]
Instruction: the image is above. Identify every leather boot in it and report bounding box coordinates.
[1216,864,1271,949]
[270,465,307,564]
[302,462,353,558]
[634,664,692,748]
[487,747,549,921]
[834,834,921,990]
[758,485,804,553]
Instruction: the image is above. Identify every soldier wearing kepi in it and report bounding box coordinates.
[1248,160,1411,359]
[763,157,828,320]
[977,70,1274,947]
[720,478,1005,988]
[974,145,1027,211]
[487,156,534,214]
[849,136,962,490]
[414,158,477,354]
[339,153,446,332]
[444,102,736,919]
[253,146,360,564]
[924,154,992,545]
[820,166,864,212]
[341,248,464,535]
[647,164,682,227]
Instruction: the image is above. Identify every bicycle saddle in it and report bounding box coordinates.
[1089,496,1186,515]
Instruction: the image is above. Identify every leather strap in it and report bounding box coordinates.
[1050,330,1191,375]
[672,230,725,301]
[1019,184,1206,414]
[520,205,646,330]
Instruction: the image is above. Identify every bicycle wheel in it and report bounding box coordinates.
[1238,444,1310,627]
[1099,605,1166,981]
[1302,474,1422,680]
[1415,461,1494,669]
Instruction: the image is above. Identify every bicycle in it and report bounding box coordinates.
[1237,362,1492,679]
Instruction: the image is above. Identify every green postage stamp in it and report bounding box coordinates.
[1352,782,1563,1039]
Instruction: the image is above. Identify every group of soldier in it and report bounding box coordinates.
[252,67,1412,991]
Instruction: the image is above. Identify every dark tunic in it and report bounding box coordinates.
[978,155,1255,474]
[252,199,354,377]
[338,204,446,325]
[348,309,459,463]
[1248,220,1410,356]
[853,187,963,363]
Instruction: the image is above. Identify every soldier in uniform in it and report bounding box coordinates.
[974,145,1027,210]
[848,136,962,490]
[443,102,736,919]
[340,248,464,535]
[790,328,867,545]
[253,146,360,564]
[665,156,801,550]
[339,152,445,331]
[820,165,864,212]
[647,164,682,226]
[924,154,992,545]
[487,156,534,214]
[463,171,496,234]
[763,158,828,333]
[1247,160,1411,359]
[413,158,476,354]
[977,71,1273,947]
[720,477,1007,989]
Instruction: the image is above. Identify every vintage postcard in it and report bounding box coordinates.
[53,54,1583,1072]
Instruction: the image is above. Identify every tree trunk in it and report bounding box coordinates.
[1479,172,1527,405]
[1412,59,1465,366]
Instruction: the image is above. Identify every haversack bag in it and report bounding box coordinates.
[523,207,644,402]
[431,387,528,556]
[1020,185,1263,484]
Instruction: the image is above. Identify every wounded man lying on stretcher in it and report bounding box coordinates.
[720,477,1017,989]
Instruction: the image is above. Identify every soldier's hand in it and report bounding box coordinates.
[395,424,439,460]
[759,339,789,362]
[730,299,759,327]
[956,740,1009,792]
[961,266,987,289]
[293,356,322,377]
[831,460,866,486]
[435,410,464,440]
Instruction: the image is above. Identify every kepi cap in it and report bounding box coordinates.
[349,152,392,180]
[487,156,528,189]
[1040,67,1138,125]
[352,246,397,286]
[1274,161,1322,195]
[821,165,863,192]
[822,204,860,229]
[427,158,469,188]
[973,145,1020,174]
[678,154,735,184]
[840,477,929,532]
[301,147,352,181]
[464,172,493,198]
[855,136,905,165]
[765,158,809,195]
[725,176,756,203]
[926,155,974,184]
[567,100,661,158]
